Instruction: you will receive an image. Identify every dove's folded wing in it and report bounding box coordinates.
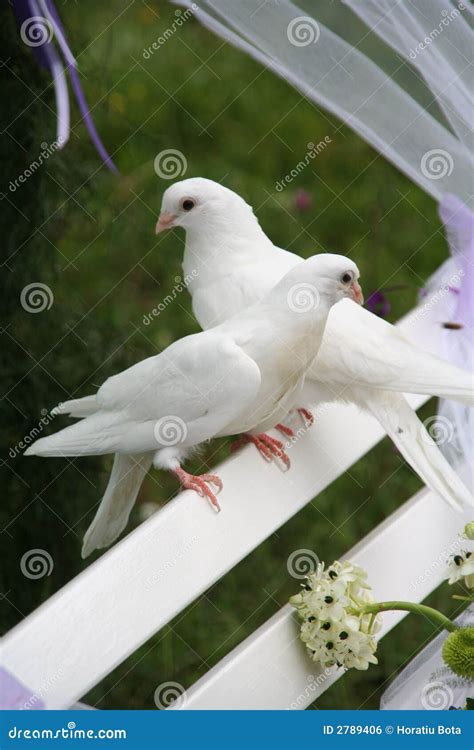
[315,300,473,401]
[26,333,262,456]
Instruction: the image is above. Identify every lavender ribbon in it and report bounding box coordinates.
[0,667,45,710]
[439,194,474,338]
[436,194,473,480]
[12,0,118,173]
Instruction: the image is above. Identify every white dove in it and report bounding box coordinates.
[25,253,361,557]
[155,177,474,512]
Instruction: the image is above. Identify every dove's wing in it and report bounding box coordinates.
[26,332,262,456]
[314,300,473,402]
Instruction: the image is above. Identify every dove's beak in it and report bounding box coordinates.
[350,280,364,305]
[155,212,176,234]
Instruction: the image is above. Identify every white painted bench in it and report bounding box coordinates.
[2,295,469,709]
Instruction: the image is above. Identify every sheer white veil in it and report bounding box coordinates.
[174,0,473,206]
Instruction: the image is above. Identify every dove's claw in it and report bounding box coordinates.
[231,433,291,469]
[276,423,295,438]
[297,408,314,427]
[258,433,291,469]
[174,467,222,512]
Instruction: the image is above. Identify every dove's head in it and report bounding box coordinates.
[275,254,363,311]
[156,178,259,237]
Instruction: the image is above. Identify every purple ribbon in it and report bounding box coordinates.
[12,0,118,173]
[0,667,45,710]
[439,194,474,335]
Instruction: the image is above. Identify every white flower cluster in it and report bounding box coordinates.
[446,521,474,589]
[289,560,382,671]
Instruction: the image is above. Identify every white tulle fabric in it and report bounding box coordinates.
[174,0,473,207]
[380,606,473,710]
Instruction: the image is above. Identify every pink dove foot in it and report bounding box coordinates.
[231,432,291,469]
[173,467,222,512]
[297,408,314,427]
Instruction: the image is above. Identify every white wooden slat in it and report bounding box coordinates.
[183,482,471,710]
[1,304,450,708]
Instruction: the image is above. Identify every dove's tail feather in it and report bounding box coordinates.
[363,390,473,513]
[24,412,124,457]
[382,352,473,405]
[82,452,154,558]
[52,396,97,418]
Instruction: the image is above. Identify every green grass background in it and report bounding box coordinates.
[1,0,466,710]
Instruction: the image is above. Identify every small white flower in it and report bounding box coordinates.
[446,552,474,589]
[289,559,381,671]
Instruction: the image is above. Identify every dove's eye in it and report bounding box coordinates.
[341,272,353,284]
[181,199,195,211]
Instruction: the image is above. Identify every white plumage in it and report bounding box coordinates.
[156,177,474,513]
[25,253,360,557]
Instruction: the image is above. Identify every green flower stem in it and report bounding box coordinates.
[452,594,474,602]
[356,601,458,633]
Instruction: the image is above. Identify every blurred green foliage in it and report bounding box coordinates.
[1,0,464,710]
